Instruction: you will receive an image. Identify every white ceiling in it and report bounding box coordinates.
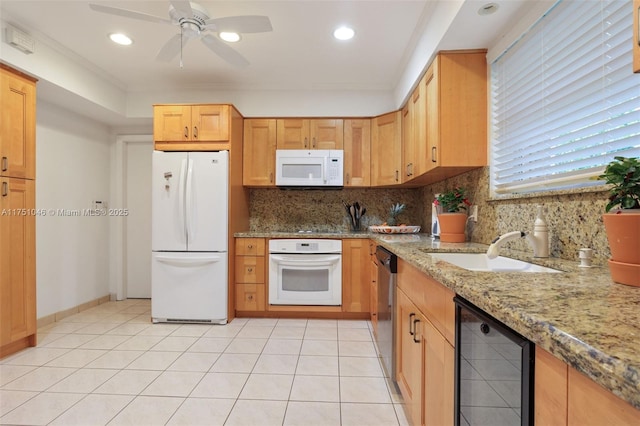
[0,1,533,127]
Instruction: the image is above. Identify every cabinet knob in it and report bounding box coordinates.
[346,173,350,184]
[431,146,437,163]
[395,170,399,182]
[269,172,273,183]
[312,137,316,148]
[304,137,308,148]
[409,313,416,335]
[1,181,7,197]
[1,157,7,172]
[193,126,198,139]
[247,244,253,249]
[184,126,189,139]
[247,294,254,301]
[413,318,421,343]
[247,267,253,273]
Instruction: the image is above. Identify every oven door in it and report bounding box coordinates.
[269,253,342,305]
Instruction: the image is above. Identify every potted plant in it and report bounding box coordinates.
[434,187,472,243]
[598,156,640,286]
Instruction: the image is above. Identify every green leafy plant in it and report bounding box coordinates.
[598,156,640,212]
[434,187,471,213]
[387,203,405,226]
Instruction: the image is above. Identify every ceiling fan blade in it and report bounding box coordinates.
[156,34,185,62]
[89,3,171,25]
[201,34,249,67]
[205,16,273,33]
[169,1,193,19]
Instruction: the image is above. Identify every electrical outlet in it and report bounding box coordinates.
[470,205,479,222]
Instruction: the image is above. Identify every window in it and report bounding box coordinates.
[490,0,640,195]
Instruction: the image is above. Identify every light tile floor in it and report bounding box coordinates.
[0,299,408,425]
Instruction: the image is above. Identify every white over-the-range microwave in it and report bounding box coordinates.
[275,149,344,188]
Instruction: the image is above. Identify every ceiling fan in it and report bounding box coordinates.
[89,1,272,67]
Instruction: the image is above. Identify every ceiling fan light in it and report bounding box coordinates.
[109,33,133,46]
[333,26,355,41]
[219,32,241,42]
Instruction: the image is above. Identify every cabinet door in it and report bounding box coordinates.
[243,119,277,186]
[424,61,439,173]
[0,67,36,180]
[396,289,425,426]
[310,119,343,149]
[401,103,413,182]
[535,347,568,426]
[343,119,371,187]
[371,111,402,186]
[276,119,310,149]
[423,319,454,426]
[411,75,427,178]
[568,366,640,425]
[153,105,192,142]
[369,240,378,333]
[0,178,36,349]
[192,105,229,141]
[342,239,370,313]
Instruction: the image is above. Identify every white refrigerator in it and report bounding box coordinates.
[151,150,229,324]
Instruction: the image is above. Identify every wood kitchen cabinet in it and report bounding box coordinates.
[342,239,370,313]
[1,65,37,359]
[535,346,640,426]
[343,119,371,187]
[1,65,36,180]
[634,0,640,73]
[396,258,455,426]
[369,240,378,335]
[243,119,277,186]
[371,111,402,186]
[403,75,427,183]
[276,119,343,150]
[235,238,266,313]
[153,104,235,150]
[420,50,487,184]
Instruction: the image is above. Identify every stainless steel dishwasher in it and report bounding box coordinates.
[375,246,398,388]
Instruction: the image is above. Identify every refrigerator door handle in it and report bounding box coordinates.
[154,254,223,267]
[177,158,188,244]
[185,157,194,245]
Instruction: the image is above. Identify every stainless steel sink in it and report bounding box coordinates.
[428,252,561,273]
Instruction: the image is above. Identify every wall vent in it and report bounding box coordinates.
[5,25,35,54]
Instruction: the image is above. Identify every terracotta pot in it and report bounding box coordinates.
[602,211,640,287]
[438,212,467,243]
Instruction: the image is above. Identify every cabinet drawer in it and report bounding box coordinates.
[235,238,265,256]
[235,284,265,311]
[235,256,265,283]
[398,259,455,345]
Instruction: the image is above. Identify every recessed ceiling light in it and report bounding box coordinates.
[333,26,355,41]
[220,32,241,42]
[109,33,132,46]
[478,3,499,16]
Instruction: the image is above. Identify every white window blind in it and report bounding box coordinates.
[490,0,640,195]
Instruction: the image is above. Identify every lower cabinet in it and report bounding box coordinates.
[369,240,378,336]
[0,178,36,358]
[396,259,455,426]
[535,346,640,426]
[234,238,266,313]
[341,239,370,313]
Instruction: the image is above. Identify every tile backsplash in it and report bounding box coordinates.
[249,166,611,264]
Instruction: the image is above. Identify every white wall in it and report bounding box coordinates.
[35,100,112,318]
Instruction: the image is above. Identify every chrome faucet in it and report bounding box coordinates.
[486,206,550,259]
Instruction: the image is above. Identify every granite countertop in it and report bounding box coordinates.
[235,231,640,409]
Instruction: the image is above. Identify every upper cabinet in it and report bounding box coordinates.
[153,104,234,151]
[371,111,402,186]
[634,0,639,73]
[403,75,427,182]
[243,119,277,187]
[276,119,343,150]
[420,50,488,182]
[343,119,371,187]
[0,65,36,180]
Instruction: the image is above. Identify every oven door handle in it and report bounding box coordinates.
[270,254,341,266]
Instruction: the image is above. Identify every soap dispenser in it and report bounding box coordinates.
[533,205,549,258]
